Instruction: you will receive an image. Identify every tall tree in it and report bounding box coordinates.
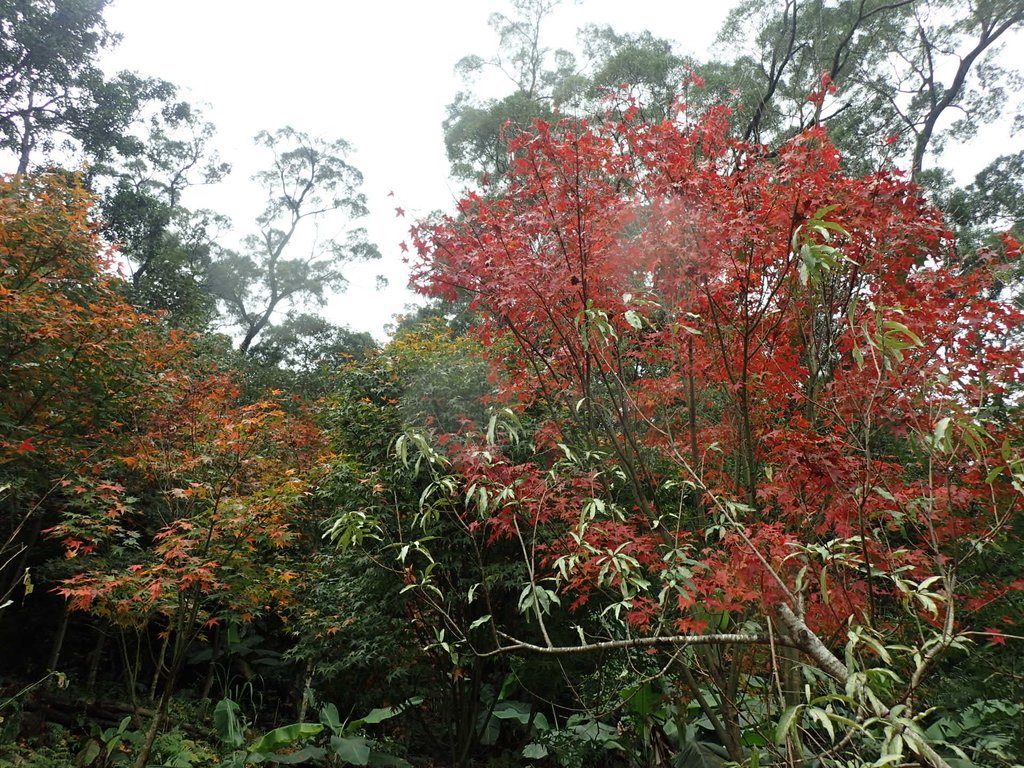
[444,1,691,183]
[98,100,230,327]
[711,0,1024,178]
[398,109,1024,766]
[445,0,593,183]
[208,127,380,353]
[0,0,175,174]
[447,0,1023,187]
[579,24,689,119]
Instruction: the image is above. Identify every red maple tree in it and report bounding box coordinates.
[407,105,1024,762]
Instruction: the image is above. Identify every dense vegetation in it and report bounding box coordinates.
[2,1,1023,767]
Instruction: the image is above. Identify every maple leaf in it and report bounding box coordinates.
[985,629,1007,645]
[409,104,1024,651]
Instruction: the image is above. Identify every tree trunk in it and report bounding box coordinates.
[17,103,34,175]
[200,624,222,700]
[46,606,70,683]
[117,630,140,710]
[296,665,314,723]
[150,629,171,702]
[86,623,108,692]
[133,679,172,768]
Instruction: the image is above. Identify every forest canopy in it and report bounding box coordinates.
[1,1,1023,767]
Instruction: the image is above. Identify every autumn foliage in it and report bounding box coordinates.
[1,173,325,658]
[409,106,1024,664]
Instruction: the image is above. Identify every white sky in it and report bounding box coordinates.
[99,0,733,339]
[97,1,1022,340]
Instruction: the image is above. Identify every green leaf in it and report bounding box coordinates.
[366,753,413,767]
[621,682,661,718]
[499,672,519,700]
[775,705,802,745]
[359,696,425,726]
[873,486,896,502]
[933,417,952,453]
[881,319,922,346]
[269,745,327,764]
[851,345,865,368]
[491,700,532,724]
[676,742,727,768]
[75,740,102,767]
[986,465,1004,484]
[624,309,643,329]
[523,742,549,759]
[249,723,323,753]
[807,706,836,742]
[214,698,246,748]
[319,703,344,735]
[331,735,371,765]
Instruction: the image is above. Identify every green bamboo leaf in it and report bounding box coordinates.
[807,706,835,742]
[775,705,802,745]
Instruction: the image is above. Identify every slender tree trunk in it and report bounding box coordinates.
[296,665,314,722]
[721,644,743,757]
[687,337,704,525]
[46,605,70,682]
[86,623,108,693]
[150,629,171,702]
[677,657,741,761]
[133,676,173,768]
[200,624,222,700]
[117,630,140,710]
[17,101,34,175]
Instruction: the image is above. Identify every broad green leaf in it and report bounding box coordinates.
[75,740,101,767]
[331,735,371,765]
[676,742,727,768]
[360,696,425,726]
[621,682,661,718]
[214,698,247,748]
[492,700,532,724]
[319,703,343,734]
[366,753,413,767]
[249,723,323,753]
[268,745,327,764]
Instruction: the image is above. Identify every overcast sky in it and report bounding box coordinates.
[99,1,733,338]
[99,1,1022,339]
